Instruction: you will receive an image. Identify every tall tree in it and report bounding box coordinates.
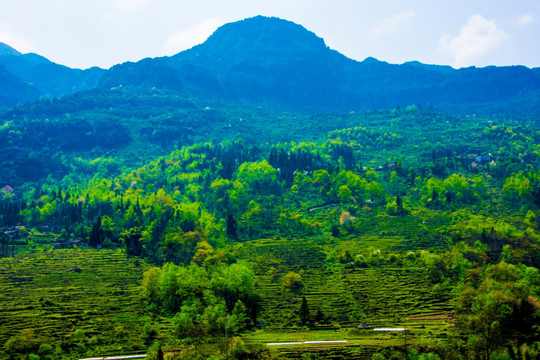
[300,296,310,325]
[88,216,103,247]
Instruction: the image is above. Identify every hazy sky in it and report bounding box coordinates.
[1,0,539,70]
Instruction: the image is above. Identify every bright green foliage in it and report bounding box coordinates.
[236,160,279,194]
[283,271,303,291]
[142,261,257,339]
[502,172,533,200]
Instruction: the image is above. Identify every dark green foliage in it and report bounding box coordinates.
[299,296,310,325]
[88,216,103,247]
[156,346,163,360]
[122,227,143,256]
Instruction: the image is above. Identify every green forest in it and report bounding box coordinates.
[1,103,539,360]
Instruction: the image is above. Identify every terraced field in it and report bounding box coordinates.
[237,236,453,359]
[0,249,149,357]
[0,232,455,359]
[236,237,452,322]
[352,209,453,251]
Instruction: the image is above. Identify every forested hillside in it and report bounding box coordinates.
[1,104,539,359]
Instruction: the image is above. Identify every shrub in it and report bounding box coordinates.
[38,343,53,356]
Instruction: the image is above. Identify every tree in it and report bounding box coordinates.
[142,267,162,307]
[315,308,326,323]
[88,216,103,247]
[431,189,439,206]
[236,159,279,195]
[142,321,157,346]
[284,271,303,292]
[299,296,310,325]
[396,194,403,214]
[226,213,237,239]
[192,240,214,266]
[239,200,265,240]
[229,300,250,333]
[121,227,143,256]
[0,232,9,257]
[455,262,540,360]
[100,215,117,245]
[338,185,352,203]
[331,224,340,237]
[386,196,407,216]
[4,329,38,357]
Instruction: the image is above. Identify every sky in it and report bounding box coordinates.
[0,0,539,70]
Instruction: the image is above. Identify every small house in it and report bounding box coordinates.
[4,227,26,239]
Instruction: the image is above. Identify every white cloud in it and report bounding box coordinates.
[115,0,153,12]
[370,11,415,38]
[0,30,33,53]
[438,14,508,68]
[164,19,222,54]
[515,14,533,26]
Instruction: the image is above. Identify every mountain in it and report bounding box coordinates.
[3,17,540,113]
[0,65,41,108]
[2,16,540,186]
[99,16,540,113]
[0,42,105,108]
[0,42,21,56]
[99,16,363,108]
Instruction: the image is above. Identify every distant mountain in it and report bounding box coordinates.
[99,16,361,108]
[0,42,105,108]
[0,42,21,56]
[99,16,540,113]
[0,64,41,109]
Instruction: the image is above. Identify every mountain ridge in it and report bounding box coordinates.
[0,43,105,109]
[3,16,540,113]
[0,42,22,56]
[98,16,540,113]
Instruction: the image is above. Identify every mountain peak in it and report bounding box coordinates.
[191,16,328,58]
[0,42,22,56]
